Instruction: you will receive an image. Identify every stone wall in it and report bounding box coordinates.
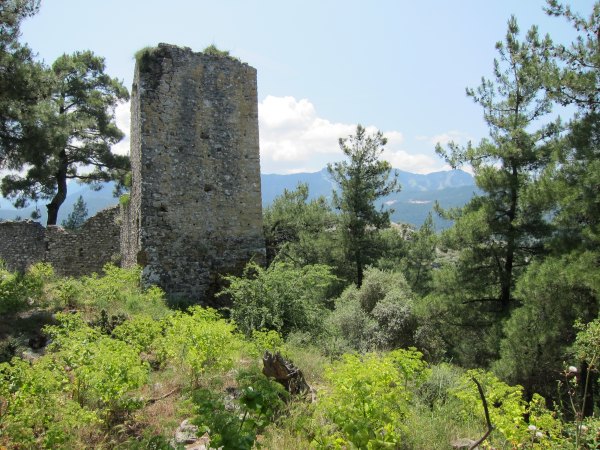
[0,206,120,276]
[0,220,46,273]
[123,44,265,303]
[45,206,121,276]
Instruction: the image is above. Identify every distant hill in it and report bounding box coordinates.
[262,168,477,229]
[0,169,478,229]
[0,181,120,225]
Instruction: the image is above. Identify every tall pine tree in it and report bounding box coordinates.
[432,17,560,366]
[328,125,400,287]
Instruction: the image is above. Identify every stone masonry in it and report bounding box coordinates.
[122,44,265,303]
[0,206,120,276]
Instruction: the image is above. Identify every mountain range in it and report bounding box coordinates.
[0,168,477,229]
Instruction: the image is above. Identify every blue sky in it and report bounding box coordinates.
[20,0,596,174]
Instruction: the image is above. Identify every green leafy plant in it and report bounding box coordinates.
[450,369,565,448]
[0,357,99,449]
[313,348,428,448]
[192,367,287,450]
[45,313,149,424]
[77,264,169,318]
[0,262,54,314]
[156,306,241,387]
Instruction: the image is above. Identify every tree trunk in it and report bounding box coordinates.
[356,250,363,287]
[501,163,519,311]
[46,152,68,226]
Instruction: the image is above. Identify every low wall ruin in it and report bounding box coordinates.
[0,206,121,276]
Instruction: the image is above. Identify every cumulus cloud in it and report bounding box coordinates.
[112,101,131,156]
[258,95,354,173]
[259,96,445,174]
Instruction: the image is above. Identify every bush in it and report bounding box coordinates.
[45,313,149,423]
[221,262,337,337]
[326,267,419,352]
[156,306,241,387]
[450,369,565,449]
[0,262,54,314]
[75,264,169,319]
[313,349,428,448]
[192,367,287,450]
[0,358,99,449]
[112,315,164,354]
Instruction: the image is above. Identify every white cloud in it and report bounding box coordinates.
[416,130,473,147]
[112,101,131,156]
[259,96,446,174]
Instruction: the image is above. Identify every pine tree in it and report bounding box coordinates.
[328,125,400,286]
[1,50,129,225]
[61,195,88,230]
[432,17,560,365]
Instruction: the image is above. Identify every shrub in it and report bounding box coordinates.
[45,313,149,423]
[221,262,337,337]
[313,348,428,448]
[0,262,54,314]
[0,358,98,449]
[450,369,565,448]
[77,264,169,319]
[112,315,164,354]
[192,366,287,450]
[326,267,419,352]
[156,306,241,386]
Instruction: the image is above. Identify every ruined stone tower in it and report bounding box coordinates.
[122,44,265,302]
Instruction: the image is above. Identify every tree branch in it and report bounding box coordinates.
[470,377,493,450]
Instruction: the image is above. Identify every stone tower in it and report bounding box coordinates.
[122,44,265,303]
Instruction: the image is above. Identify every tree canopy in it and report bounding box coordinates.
[0,0,47,159]
[1,50,130,225]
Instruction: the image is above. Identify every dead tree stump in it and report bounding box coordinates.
[262,351,312,397]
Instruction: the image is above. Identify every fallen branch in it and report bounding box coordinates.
[470,377,493,450]
[146,387,180,405]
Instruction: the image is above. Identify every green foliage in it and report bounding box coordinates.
[0,262,54,314]
[313,349,428,448]
[61,194,88,229]
[325,267,438,357]
[249,329,286,357]
[112,314,164,353]
[0,357,99,448]
[326,285,375,353]
[263,183,343,278]
[0,312,148,447]
[203,44,231,57]
[44,313,149,423]
[156,306,241,386]
[0,0,49,159]
[119,192,130,206]
[134,46,158,62]
[432,15,560,367]
[573,317,600,367]
[494,252,600,399]
[76,264,169,319]
[450,369,565,448]
[1,50,130,225]
[328,124,401,286]
[221,261,337,337]
[192,367,287,450]
[401,213,437,295]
